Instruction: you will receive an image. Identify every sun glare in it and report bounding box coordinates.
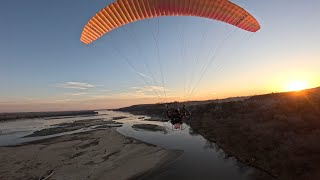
[285,81,309,92]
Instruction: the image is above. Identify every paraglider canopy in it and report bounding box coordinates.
[79,0,261,131]
[80,0,260,44]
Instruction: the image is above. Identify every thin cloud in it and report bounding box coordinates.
[70,92,87,96]
[57,82,95,90]
[54,99,71,102]
[108,86,172,99]
[117,92,155,98]
[132,86,170,93]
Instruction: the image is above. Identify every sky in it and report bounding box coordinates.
[0,0,320,112]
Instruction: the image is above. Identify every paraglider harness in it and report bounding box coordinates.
[162,105,191,130]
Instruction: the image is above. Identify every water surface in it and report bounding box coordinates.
[0,110,258,180]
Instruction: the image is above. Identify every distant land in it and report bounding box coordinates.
[0,110,98,122]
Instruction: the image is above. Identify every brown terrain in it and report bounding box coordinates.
[0,122,181,180]
[118,87,320,180]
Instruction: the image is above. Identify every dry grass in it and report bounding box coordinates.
[189,87,320,180]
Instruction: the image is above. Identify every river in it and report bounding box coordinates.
[0,110,259,180]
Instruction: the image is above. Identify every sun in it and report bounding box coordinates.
[285,81,309,92]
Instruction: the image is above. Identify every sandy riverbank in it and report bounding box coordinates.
[0,128,182,180]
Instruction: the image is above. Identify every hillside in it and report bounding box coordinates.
[118,87,320,180]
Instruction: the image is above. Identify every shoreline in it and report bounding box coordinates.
[0,127,182,180]
[0,110,98,122]
[117,109,279,180]
[190,127,279,179]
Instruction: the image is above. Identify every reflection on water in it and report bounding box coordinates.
[114,112,255,180]
[0,110,257,180]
